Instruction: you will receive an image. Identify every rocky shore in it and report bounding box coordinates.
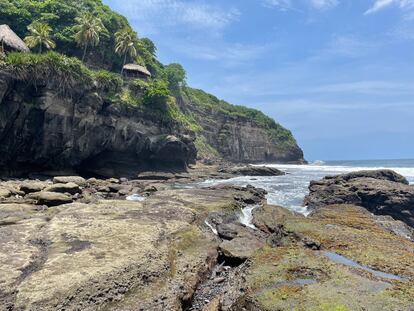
[1,165,413,310]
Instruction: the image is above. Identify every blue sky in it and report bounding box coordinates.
[103,0,414,160]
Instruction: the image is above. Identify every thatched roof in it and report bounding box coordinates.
[0,25,30,52]
[123,63,151,76]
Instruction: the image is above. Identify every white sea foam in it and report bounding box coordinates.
[126,194,146,202]
[198,160,414,215]
[239,205,259,229]
[204,220,218,235]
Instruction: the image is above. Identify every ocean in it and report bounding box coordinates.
[198,159,414,215]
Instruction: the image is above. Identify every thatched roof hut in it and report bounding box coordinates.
[0,24,30,53]
[123,63,151,79]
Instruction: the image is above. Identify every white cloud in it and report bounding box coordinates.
[365,0,414,15]
[168,41,271,66]
[262,0,338,11]
[309,0,338,10]
[107,0,240,34]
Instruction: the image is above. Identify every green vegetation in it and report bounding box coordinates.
[24,22,56,53]
[0,0,134,69]
[0,0,300,156]
[74,13,107,62]
[2,51,93,94]
[194,136,219,159]
[115,28,138,74]
[164,63,186,94]
[183,87,298,148]
[142,80,170,109]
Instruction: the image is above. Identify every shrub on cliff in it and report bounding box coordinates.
[143,80,170,110]
[92,70,123,94]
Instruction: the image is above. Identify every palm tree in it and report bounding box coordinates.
[74,13,107,62]
[24,22,56,53]
[115,29,138,74]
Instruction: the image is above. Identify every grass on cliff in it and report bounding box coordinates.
[2,51,123,95]
[182,87,298,148]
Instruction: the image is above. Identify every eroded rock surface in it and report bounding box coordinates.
[304,169,414,227]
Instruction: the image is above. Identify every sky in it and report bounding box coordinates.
[103,0,414,161]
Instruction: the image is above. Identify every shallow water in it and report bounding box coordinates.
[239,205,259,229]
[204,220,218,235]
[197,159,414,215]
[323,251,406,281]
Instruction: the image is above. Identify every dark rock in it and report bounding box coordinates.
[323,169,409,185]
[45,182,81,195]
[220,165,285,177]
[305,170,414,228]
[177,95,306,164]
[144,185,158,192]
[0,75,196,178]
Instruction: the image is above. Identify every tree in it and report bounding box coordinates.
[74,13,107,62]
[115,28,138,74]
[164,63,186,92]
[24,22,56,53]
[139,38,156,57]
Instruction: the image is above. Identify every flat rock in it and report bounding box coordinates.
[20,182,47,194]
[219,236,264,260]
[52,176,86,187]
[27,191,73,206]
[304,169,414,227]
[44,182,81,195]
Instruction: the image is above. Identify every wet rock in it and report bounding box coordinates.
[20,182,47,194]
[44,182,81,195]
[53,176,86,187]
[27,191,73,206]
[305,169,414,227]
[136,172,176,180]
[220,165,285,177]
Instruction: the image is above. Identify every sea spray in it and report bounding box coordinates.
[126,194,146,202]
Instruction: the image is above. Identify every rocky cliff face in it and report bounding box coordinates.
[0,72,196,177]
[178,92,305,164]
[0,69,304,177]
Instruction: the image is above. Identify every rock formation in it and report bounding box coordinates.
[0,72,196,177]
[304,169,414,227]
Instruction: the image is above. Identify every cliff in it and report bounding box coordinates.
[0,52,304,177]
[0,67,196,178]
[180,88,305,164]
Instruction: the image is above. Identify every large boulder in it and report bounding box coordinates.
[304,170,414,227]
[53,176,86,187]
[20,182,47,194]
[219,236,264,261]
[27,191,73,206]
[45,182,81,195]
